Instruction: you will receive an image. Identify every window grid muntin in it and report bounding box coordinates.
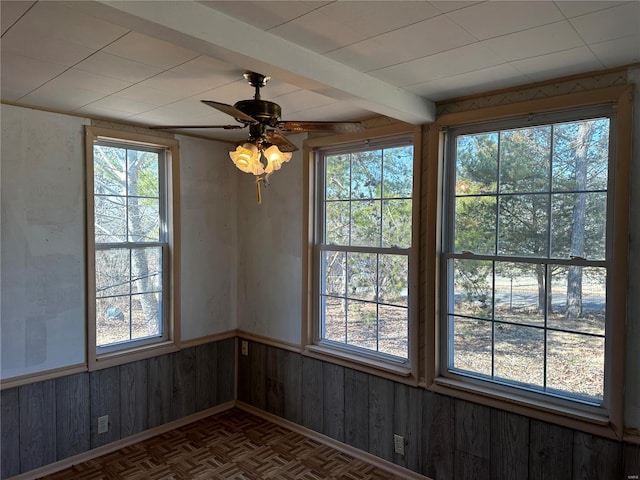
[93,140,169,352]
[318,139,413,361]
[443,107,613,406]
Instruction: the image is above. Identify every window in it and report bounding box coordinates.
[441,106,618,410]
[86,127,179,367]
[314,136,415,367]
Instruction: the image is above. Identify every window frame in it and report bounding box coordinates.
[426,86,632,438]
[85,126,181,370]
[304,124,421,381]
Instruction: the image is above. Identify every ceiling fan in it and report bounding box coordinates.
[152,71,364,153]
[152,71,364,202]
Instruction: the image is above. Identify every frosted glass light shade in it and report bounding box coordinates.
[230,143,264,175]
[263,145,292,174]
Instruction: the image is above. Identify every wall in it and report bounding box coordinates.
[236,134,304,345]
[238,339,638,480]
[0,105,238,379]
[1,338,235,479]
[1,106,88,378]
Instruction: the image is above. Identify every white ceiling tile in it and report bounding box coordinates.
[81,96,158,115]
[570,2,640,44]
[554,1,628,19]
[1,1,36,35]
[447,1,565,40]
[374,15,477,63]
[115,84,187,106]
[371,42,505,87]
[200,1,331,30]
[325,38,401,73]
[0,53,68,101]
[74,52,164,83]
[139,57,237,98]
[511,46,603,81]
[13,1,128,50]
[282,101,371,122]
[1,29,95,67]
[408,63,531,101]
[270,9,367,53]
[590,34,640,68]
[318,1,442,38]
[74,103,137,119]
[47,69,131,95]
[20,83,107,111]
[271,89,335,116]
[102,31,199,69]
[430,1,483,14]
[483,21,585,62]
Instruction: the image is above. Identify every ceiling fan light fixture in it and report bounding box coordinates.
[229,142,264,175]
[263,144,292,174]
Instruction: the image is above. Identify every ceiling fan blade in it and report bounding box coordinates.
[263,130,299,153]
[201,100,258,124]
[150,124,245,130]
[276,120,364,134]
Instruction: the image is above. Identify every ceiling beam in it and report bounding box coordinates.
[81,0,435,124]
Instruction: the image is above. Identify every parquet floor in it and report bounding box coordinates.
[40,408,403,479]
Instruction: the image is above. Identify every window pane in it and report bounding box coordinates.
[494,323,544,388]
[451,316,492,376]
[323,251,346,296]
[96,296,130,346]
[454,195,496,254]
[127,150,159,197]
[552,118,609,192]
[494,262,545,327]
[350,200,381,247]
[451,259,493,319]
[131,247,162,294]
[382,199,412,248]
[322,296,346,343]
[95,195,126,243]
[128,198,160,242]
[548,266,606,336]
[347,299,377,351]
[547,331,604,400]
[378,254,408,307]
[326,154,350,200]
[347,252,376,302]
[499,126,550,193]
[325,201,349,245]
[131,293,162,339]
[94,146,126,195]
[382,146,413,198]
[551,192,607,260]
[456,132,498,195]
[378,305,407,358]
[96,249,130,297]
[351,150,381,199]
[498,194,549,256]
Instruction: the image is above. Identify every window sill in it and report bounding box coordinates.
[90,340,180,371]
[304,344,416,384]
[430,375,621,439]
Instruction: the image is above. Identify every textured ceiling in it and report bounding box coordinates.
[1,1,638,143]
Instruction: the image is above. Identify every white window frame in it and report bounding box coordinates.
[86,127,180,370]
[304,125,420,380]
[427,86,632,438]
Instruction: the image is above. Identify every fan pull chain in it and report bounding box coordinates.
[255,178,262,204]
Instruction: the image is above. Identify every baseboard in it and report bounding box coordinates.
[236,401,432,480]
[9,402,235,480]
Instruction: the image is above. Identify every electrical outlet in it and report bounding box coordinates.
[393,434,405,456]
[241,340,249,356]
[97,415,109,434]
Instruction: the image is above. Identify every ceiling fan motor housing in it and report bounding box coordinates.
[233,99,281,125]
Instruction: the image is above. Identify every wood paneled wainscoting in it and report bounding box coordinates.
[237,338,640,480]
[1,338,235,479]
